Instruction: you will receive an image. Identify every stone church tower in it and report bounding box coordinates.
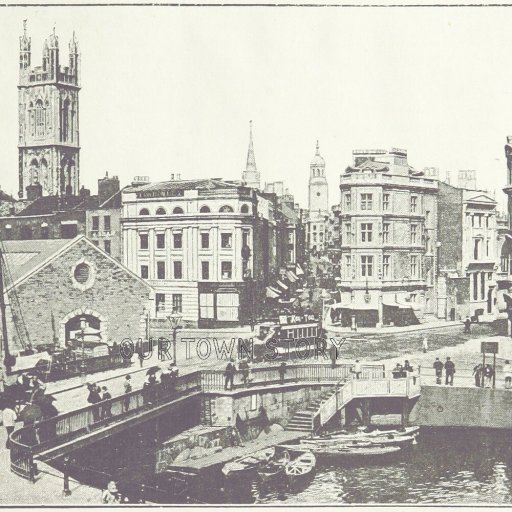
[242,120,260,190]
[18,22,80,199]
[308,141,328,214]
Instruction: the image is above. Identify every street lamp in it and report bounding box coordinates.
[79,317,87,378]
[167,311,183,366]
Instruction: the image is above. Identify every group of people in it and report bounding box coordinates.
[433,357,456,385]
[472,360,512,388]
[391,360,415,379]
[86,383,113,421]
[223,359,290,390]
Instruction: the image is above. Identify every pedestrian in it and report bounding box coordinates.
[392,362,404,379]
[403,360,413,373]
[352,359,362,379]
[504,360,512,389]
[329,342,338,369]
[278,361,287,384]
[123,375,132,412]
[2,403,17,449]
[239,359,249,386]
[433,357,444,385]
[472,363,483,387]
[30,381,45,404]
[464,316,471,334]
[87,383,102,422]
[102,481,121,504]
[169,367,178,397]
[101,386,112,419]
[224,360,235,390]
[160,365,171,393]
[483,364,494,388]
[138,351,145,368]
[308,289,314,302]
[422,337,428,354]
[445,357,455,386]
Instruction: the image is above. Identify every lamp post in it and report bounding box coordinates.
[79,316,87,379]
[167,310,183,366]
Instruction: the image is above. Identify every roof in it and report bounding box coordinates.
[125,178,243,194]
[0,190,16,203]
[280,202,299,223]
[16,194,101,216]
[345,159,389,173]
[1,236,153,292]
[1,238,73,288]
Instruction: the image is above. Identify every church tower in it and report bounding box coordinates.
[18,22,81,198]
[242,120,261,190]
[308,141,328,214]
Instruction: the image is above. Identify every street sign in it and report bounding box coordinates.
[481,341,499,354]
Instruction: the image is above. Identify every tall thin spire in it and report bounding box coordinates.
[242,120,260,190]
[315,140,320,156]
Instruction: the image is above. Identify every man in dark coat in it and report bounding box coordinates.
[224,360,236,390]
[444,357,455,386]
[433,357,444,385]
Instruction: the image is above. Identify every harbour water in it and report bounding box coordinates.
[70,427,512,504]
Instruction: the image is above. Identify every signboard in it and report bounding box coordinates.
[481,341,499,354]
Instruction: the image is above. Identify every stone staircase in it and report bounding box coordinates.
[285,388,336,432]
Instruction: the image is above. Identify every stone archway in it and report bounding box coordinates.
[59,307,109,346]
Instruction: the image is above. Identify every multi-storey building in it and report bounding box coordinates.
[437,178,499,321]
[336,148,438,328]
[18,22,81,198]
[121,177,280,327]
[305,142,329,254]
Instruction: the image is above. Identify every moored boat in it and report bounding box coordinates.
[284,451,316,485]
[221,447,275,478]
[256,450,291,483]
[279,443,401,460]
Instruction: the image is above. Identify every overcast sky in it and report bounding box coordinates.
[1,6,511,210]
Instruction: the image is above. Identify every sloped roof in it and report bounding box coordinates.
[17,194,101,216]
[1,238,73,288]
[0,190,16,203]
[125,178,243,194]
[280,202,299,224]
[345,159,389,173]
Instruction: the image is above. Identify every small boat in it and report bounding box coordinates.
[279,443,401,461]
[303,434,416,449]
[284,451,316,485]
[221,447,275,478]
[256,450,290,483]
[311,426,419,442]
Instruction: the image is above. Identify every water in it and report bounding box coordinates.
[68,427,512,504]
[205,429,512,504]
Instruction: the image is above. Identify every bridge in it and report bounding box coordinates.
[9,363,420,481]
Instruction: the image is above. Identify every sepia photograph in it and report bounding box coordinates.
[0,1,511,506]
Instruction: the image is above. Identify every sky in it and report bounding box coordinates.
[1,6,512,211]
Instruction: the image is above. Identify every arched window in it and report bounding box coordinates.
[156,207,167,215]
[139,208,150,216]
[241,204,250,214]
[173,207,184,214]
[35,99,45,137]
[61,98,69,142]
[199,205,210,213]
[29,102,35,136]
[220,205,234,213]
[30,159,39,184]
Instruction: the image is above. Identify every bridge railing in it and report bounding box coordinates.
[9,370,203,480]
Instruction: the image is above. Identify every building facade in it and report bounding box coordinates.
[335,148,438,328]
[437,181,499,321]
[121,178,278,327]
[18,22,80,199]
[306,142,329,253]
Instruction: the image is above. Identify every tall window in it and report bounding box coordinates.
[383,255,390,278]
[172,294,183,313]
[92,216,99,231]
[481,272,486,300]
[173,261,183,279]
[104,240,111,254]
[473,273,478,301]
[173,233,182,249]
[410,255,418,278]
[410,196,418,213]
[345,194,351,210]
[361,223,373,242]
[201,233,210,249]
[383,223,390,243]
[361,256,373,277]
[473,238,481,260]
[156,233,166,249]
[201,261,210,280]
[221,233,232,248]
[382,194,390,211]
[35,100,45,137]
[361,193,373,210]
[345,255,352,279]
[486,239,490,257]
[221,261,232,279]
[411,224,417,244]
[104,216,111,232]
[345,223,351,244]
[156,293,166,313]
[139,233,149,250]
[140,265,149,279]
[157,261,166,280]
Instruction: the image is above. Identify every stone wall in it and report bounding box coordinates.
[410,385,512,429]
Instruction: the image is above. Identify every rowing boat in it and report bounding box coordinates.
[221,447,275,478]
[284,451,316,485]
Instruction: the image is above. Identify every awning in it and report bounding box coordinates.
[295,264,305,276]
[328,301,377,311]
[466,262,495,271]
[266,286,282,299]
[61,220,78,225]
[276,280,288,290]
[286,270,298,282]
[382,299,412,309]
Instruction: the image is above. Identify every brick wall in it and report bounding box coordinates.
[7,238,151,349]
[438,182,463,270]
